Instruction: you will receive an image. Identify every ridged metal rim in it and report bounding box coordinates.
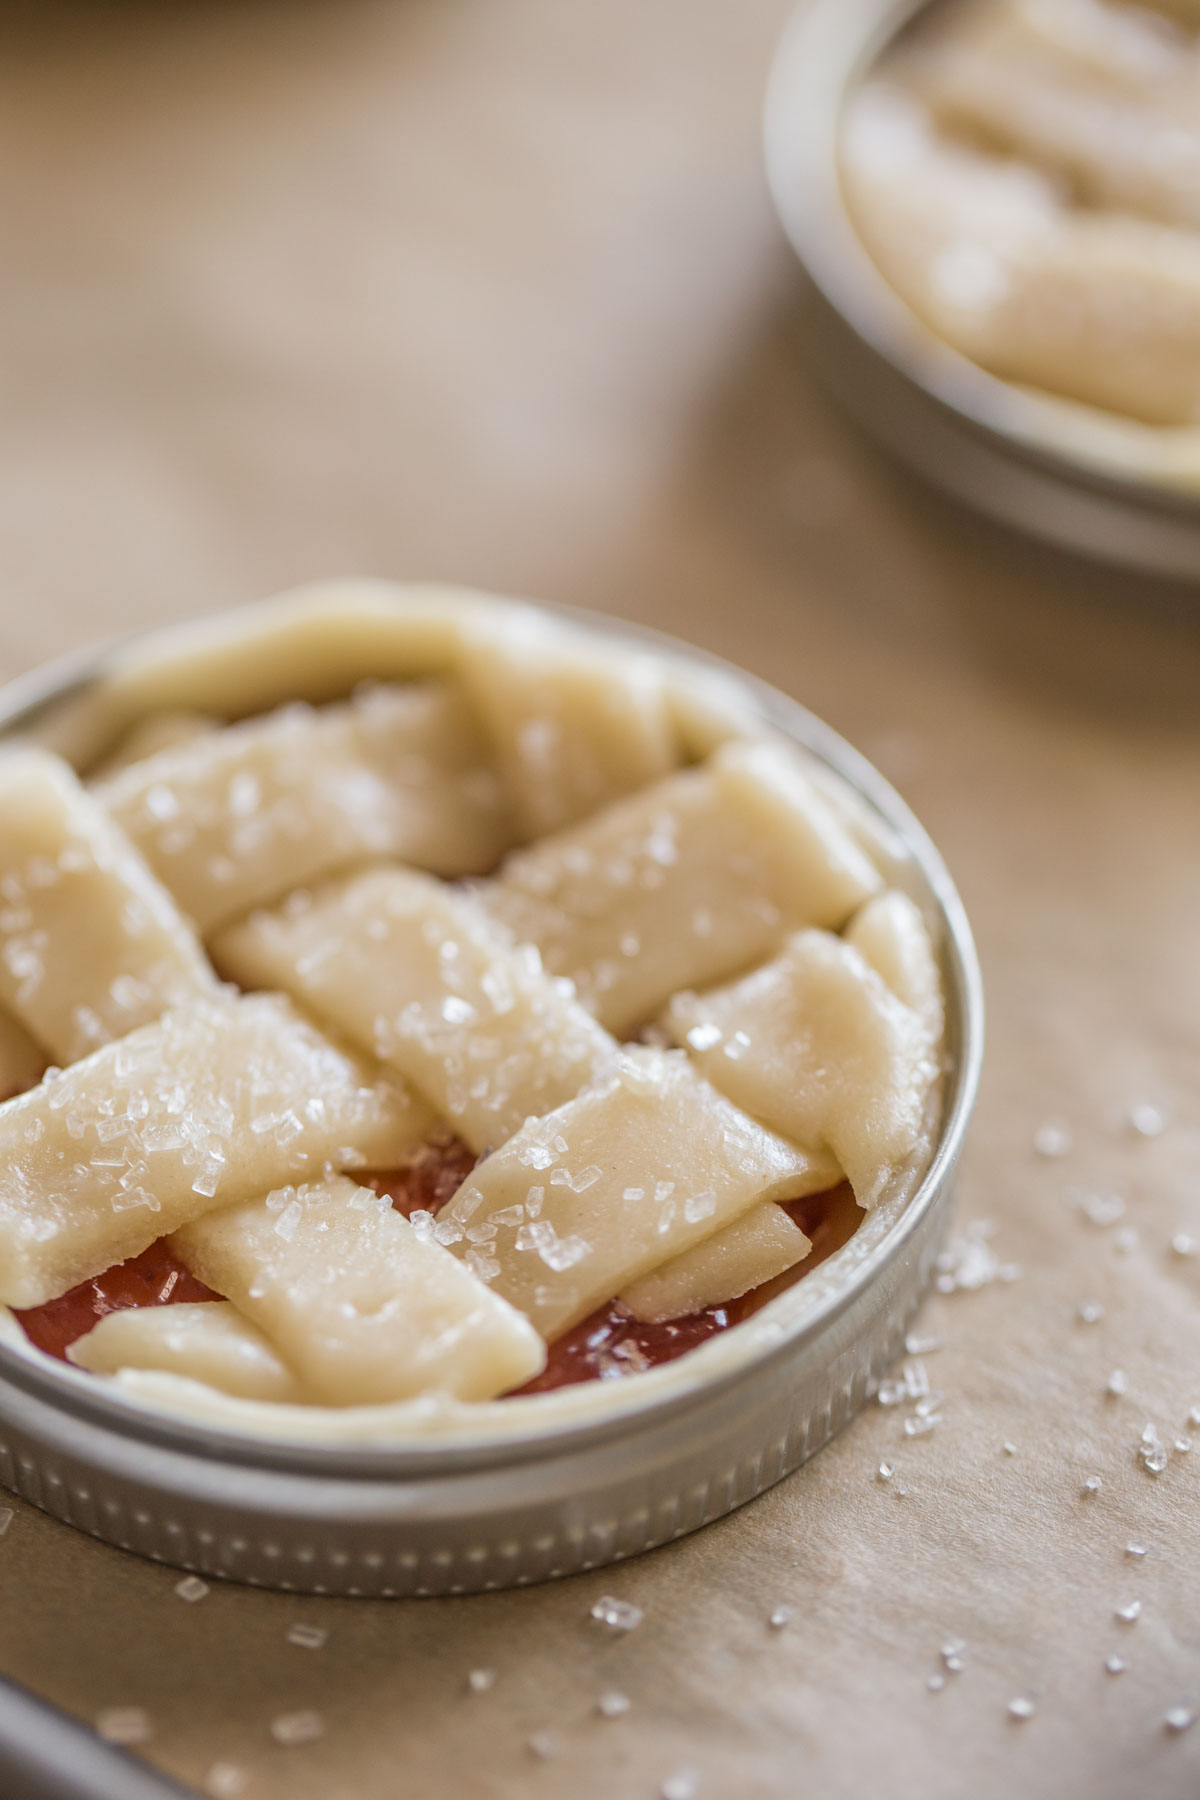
[763,0,1200,583]
[0,599,983,1589]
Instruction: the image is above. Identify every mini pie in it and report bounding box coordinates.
[0,585,945,1433]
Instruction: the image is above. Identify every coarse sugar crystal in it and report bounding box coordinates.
[1104,1656,1127,1676]
[467,1668,496,1694]
[768,1606,793,1629]
[591,1595,643,1631]
[1164,1706,1197,1733]
[598,1691,632,1718]
[903,1359,930,1399]
[1106,1370,1128,1398]
[1114,1601,1141,1624]
[1008,1696,1036,1722]
[1138,1424,1169,1476]
[1082,1476,1103,1495]
[286,1622,328,1650]
[661,1772,700,1800]
[1129,1102,1167,1138]
[96,1707,152,1746]
[527,1731,561,1760]
[205,1764,247,1798]
[1033,1120,1072,1158]
[1071,1188,1126,1228]
[174,1575,210,1603]
[270,1710,324,1746]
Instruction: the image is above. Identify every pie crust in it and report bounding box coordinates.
[0,585,946,1440]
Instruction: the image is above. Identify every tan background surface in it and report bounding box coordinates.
[0,2,1198,1796]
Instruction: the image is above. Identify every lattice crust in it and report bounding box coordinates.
[214,867,616,1156]
[665,912,941,1209]
[91,711,217,781]
[0,590,953,1424]
[68,1301,304,1403]
[95,683,514,937]
[0,995,430,1308]
[619,1202,812,1325]
[487,738,883,1035]
[433,1047,827,1341]
[455,610,678,839]
[173,1175,545,1404]
[0,748,218,1064]
[846,890,945,1045]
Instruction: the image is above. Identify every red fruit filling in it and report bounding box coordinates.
[13,1133,861,1389]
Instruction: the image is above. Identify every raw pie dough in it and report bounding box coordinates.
[842,0,1200,429]
[0,584,946,1435]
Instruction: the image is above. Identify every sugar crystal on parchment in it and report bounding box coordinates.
[270,1710,324,1746]
[205,1764,247,1798]
[97,1707,152,1746]
[591,1595,643,1631]
[1033,1120,1072,1158]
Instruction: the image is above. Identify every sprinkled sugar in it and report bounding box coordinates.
[270,1710,325,1747]
[1033,1119,1072,1158]
[768,1606,794,1629]
[97,1707,152,1746]
[205,1764,247,1798]
[1138,1425,1169,1476]
[1008,1696,1036,1722]
[286,1622,328,1650]
[1114,1601,1141,1624]
[174,1575,210,1603]
[527,1731,561,1760]
[661,1772,700,1800]
[591,1595,643,1631]
[467,1668,496,1694]
[597,1691,631,1718]
[1164,1705,1197,1734]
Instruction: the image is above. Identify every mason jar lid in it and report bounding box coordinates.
[764,0,1200,584]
